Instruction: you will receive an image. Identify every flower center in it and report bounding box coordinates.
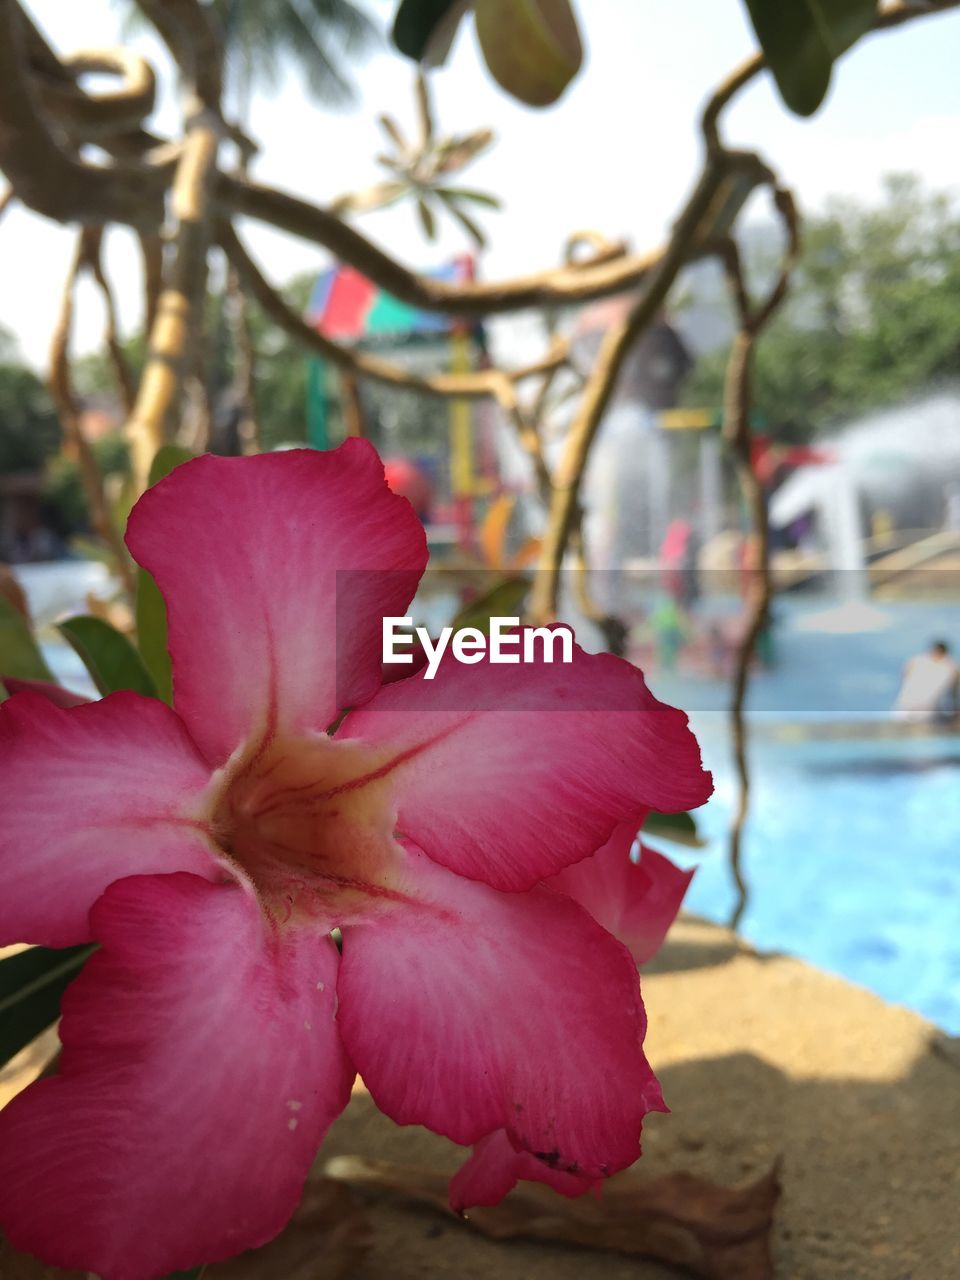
[211,733,402,925]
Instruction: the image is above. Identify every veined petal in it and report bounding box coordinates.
[125,441,427,767]
[0,874,354,1280]
[548,822,694,965]
[338,848,663,1185]
[1,677,91,707]
[340,641,711,891]
[0,692,218,947]
[450,1129,600,1210]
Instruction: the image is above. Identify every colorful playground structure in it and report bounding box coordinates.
[305,255,500,551]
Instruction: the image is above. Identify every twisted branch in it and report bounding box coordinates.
[132,0,223,107]
[218,221,569,400]
[126,119,221,486]
[85,227,137,415]
[0,0,165,227]
[222,177,678,314]
[49,232,136,598]
[2,0,953,300]
[37,48,157,141]
[527,150,771,621]
[720,188,801,932]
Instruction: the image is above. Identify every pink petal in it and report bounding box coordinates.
[548,822,694,965]
[338,847,663,1186]
[0,692,219,947]
[0,873,354,1280]
[450,1129,600,1210]
[1,676,91,707]
[340,641,711,891]
[125,441,427,766]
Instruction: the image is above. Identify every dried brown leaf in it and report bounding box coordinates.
[325,1154,781,1280]
[210,1176,371,1280]
[0,1234,84,1280]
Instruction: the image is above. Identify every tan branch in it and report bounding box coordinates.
[488,376,553,502]
[138,231,164,337]
[37,47,156,140]
[221,175,684,316]
[703,0,960,153]
[226,266,261,455]
[339,372,366,439]
[133,0,223,107]
[49,231,136,598]
[84,226,137,415]
[563,229,628,266]
[126,119,220,488]
[0,0,164,227]
[218,221,569,400]
[720,189,801,933]
[527,154,756,621]
[214,1,960,317]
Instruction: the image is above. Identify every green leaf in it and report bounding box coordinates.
[0,944,94,1068]
[744,0,878,117]
[68,533,120,568]
[474,0,583,107]
[416,196,438,241]
[444,200,488,248]
[137,569,171,703]
[392,0,470,64]
[434,186,503,210]
[643,810,707,850]
[58,615,157,698]
[147,444,195,489]
[135,445,195,704]
[0,593,53,688]
[448,576,530,635]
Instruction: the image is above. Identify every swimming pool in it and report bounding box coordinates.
[672,719,960,1034]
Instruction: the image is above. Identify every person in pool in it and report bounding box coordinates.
[894,639,959,722]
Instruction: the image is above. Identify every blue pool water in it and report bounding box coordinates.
[661,720,960,1033]
[633,596,960,1033]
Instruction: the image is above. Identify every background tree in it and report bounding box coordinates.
[215,0,377,108]
[0,328,61,474]
[682,174,960,440]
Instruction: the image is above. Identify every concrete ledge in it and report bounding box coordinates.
[3,922,958,1277]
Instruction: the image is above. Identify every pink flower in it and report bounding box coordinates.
[451,823,696,1206]
[0,441,710,1279]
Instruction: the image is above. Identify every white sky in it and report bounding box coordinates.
[1,0,959,367]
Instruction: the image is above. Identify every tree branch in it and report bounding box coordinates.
[126,119,220,487]
[527,151,768,621]
[85,226,137,415]
[138,231,164,337]
[720,187,801,933]
[221,175,686,315]
[702,0,960,153]
[49,231,136,598]
[0,0,164,227]
[36,48,156,141]
[133,0,223,107]
[218,221,569,399]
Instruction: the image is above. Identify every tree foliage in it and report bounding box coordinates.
[210,0,379,106]
[392,0,880,116]
[682,175,960,440]
[0,332,61,473]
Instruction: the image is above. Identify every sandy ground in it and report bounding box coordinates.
[3,919,959,1279]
